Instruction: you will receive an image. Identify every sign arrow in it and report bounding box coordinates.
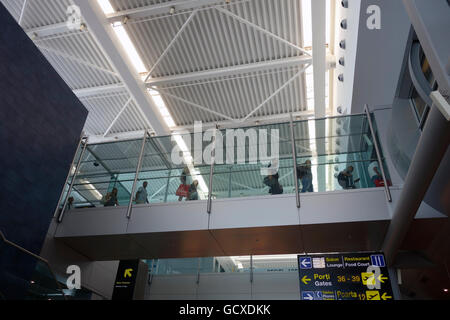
[378,274,388,283]
[124,268,133,278]
[301,260,309,268]
[381,292,392,300]
[304,293,314,300]
[301,275,311,285]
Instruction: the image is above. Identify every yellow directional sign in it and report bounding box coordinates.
[361,272,376,286]
[378,274,388,283]
[301,275,311,285]
[366,290,380,300]
[124,268,133,278]
[381,292,392,300]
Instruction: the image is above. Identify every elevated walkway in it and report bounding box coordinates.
[55,188,395,260]
[53,114,446,260]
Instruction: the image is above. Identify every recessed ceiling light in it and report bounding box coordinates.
[444,288,449,292]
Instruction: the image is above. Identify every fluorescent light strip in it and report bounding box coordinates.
[98,0,115,15]
[113,22,148,74]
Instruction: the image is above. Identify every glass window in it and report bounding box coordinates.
[411,87,427,121]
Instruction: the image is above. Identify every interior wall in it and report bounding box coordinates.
[40,218,119,299]
[351,0,411,113]
[146,272,300,300]
[0,3,88,299]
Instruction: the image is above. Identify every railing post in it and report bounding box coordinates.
[53,135,85,219]
[364,105,392,202]
[250,255,253,283]
[58,138,88,223]
[207,126,217,214]
[127,131,148,219]
[228,166,232,198]
[289,114,301,208]
[163,169,172,203]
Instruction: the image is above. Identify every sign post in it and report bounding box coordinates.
[112,260,140,300]
[298,252,394,300]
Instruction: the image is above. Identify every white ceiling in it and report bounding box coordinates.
[1,0,336,137]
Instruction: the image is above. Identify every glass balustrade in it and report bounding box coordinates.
[59,113,391,214]
[0,234,66,300]
[146,254,300,276]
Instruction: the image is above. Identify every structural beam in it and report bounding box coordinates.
[311,0,327,193]
[103,97,133,137]
[144,10,198,82]
[86,109,316,144]
[215,7,311,57]
[154,89,236,121]
[243,64,311,121]
[382,91,450,265]
[311,0,327,118]
[26,22,77,38]
[37,44,118,76]
[106,0,221,23]
[73,83,127,98]
[146,56,315,87]
[73,0,170,136]
[18,0,28,26]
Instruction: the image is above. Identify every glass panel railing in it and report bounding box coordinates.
[145,254,299,276]
[136,133,210,204]
[25,260,66,300]
[293,114,388,193]
[213,122,294,199]
[67,138,144,210]
[0,232,66,300]
[58,114,392,218]
[55,140,85,217]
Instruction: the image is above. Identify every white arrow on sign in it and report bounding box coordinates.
[304,293,314,300]
[301,259,310,268]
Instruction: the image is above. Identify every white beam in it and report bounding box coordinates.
[26,22,76,38]
[74,83,126,98]
[18,0,28,26]
[243,64,311,121]
[175,110,316,131]
[36,44,118,76]
[72,0,170,136]
[311,0,327,193]
[311,0,327,118]
[87,130,147,145]
[146,56,314,87]
[215,7,312,57]
[106,0,221,22]
[154,89,236,122]
[103,97,133,137]
[144,10,198,82]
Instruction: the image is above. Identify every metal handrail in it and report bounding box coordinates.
[127,131,148,219]
[289,113,301,208]
[364,105,392,202]
[207,126,218,214]
[58,138,88,223]
[0,230,67,300]
[53,136,85,219]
